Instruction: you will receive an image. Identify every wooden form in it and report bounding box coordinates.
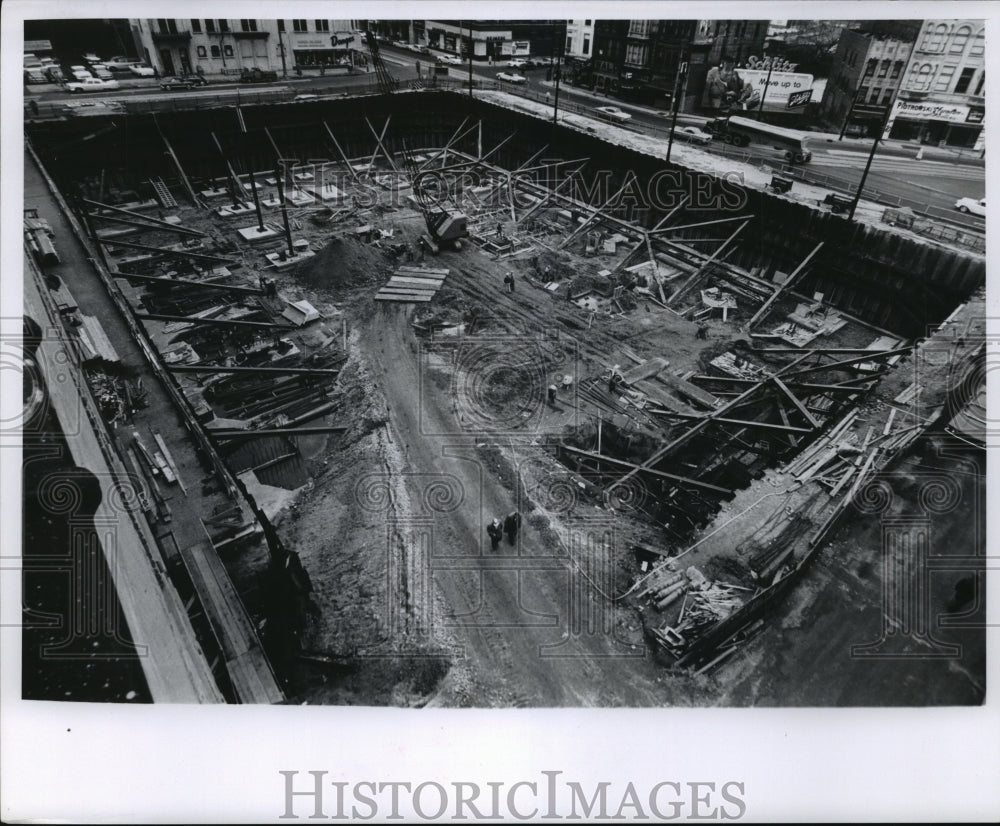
[375,266,450,303]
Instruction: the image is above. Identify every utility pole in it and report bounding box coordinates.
[278,26,287,78]
[666,50,688,164]
[467,21,474,97]
[756,54,774,120]
[552,21,564,129]
[848,91,895,221]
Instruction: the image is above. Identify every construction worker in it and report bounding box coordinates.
[548,384,558,406]
[487,518,503,551]
[496,222,505,240]
[696,322,708,340]
[503,511,521,545]
[608,365,623,395]
[505,272,515,293]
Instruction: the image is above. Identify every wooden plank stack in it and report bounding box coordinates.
[374,266,450,303]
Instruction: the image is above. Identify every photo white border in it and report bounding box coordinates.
[3,1,998,821]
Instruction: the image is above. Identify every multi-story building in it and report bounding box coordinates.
[132,18,362,78]
[565,19,595,58]
[822,24,917,137]
[421,20,563,61]
[884,19,985,149]
[591,19,697,105]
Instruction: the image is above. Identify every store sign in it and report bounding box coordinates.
[293,35,337,49]
[331,33,355,47]
[893,99,970,123]
[966,107,985,124]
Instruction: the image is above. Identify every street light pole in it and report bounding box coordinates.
[847,90,896,221]
[552,22,564,129]
[467,21,473,97]
[666,50,688,164]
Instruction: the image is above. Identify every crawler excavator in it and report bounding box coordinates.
[400,140,469,253]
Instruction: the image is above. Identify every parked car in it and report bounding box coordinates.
[393,40,410,48]
[408,43,430,54]
[954,197,986,217]
[496,71,527,85]
[66,76,120,93]
[45,66,65,83]
[674,125,712,145]
[90,64,115,80]
[24,67,47,84]
[82,52,101,64]
[160,77,199,91]
[69,66,93,80]
[594,105,633,124]
[104,56,142,71]
[507,58,527,68]
[129,65,156,77]
[437,54,463,65]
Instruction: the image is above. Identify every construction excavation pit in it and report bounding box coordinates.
[23,89,986,707]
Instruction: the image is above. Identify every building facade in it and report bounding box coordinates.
[133,18,362,78]
[884,19,985,149]
[421,20,562,61]
[592,20,698,105]
[822,26,916,137]
[565,19,595,58]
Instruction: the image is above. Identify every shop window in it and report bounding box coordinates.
[197,45,207,57]
[954,67,976,94]
[316,20,330,32]
[210,45,220,58]
[293,20,307,33]
[191,19,202,33]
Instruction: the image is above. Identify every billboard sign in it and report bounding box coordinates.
[786,89,813,108]
[739,69,814,112]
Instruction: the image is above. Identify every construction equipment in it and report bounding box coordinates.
[400,140,468,254]
[365,30,399,95]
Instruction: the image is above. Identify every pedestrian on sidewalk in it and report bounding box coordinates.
[503,511,521,545]
[487,517,503,550]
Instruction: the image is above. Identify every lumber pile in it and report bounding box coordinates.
[374,266,449,303]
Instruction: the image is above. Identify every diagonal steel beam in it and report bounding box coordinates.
[772,376,821,428]
[748,241,824,327]
[558,172,638,250]
[366,116,398,172]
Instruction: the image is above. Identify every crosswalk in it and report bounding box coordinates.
[815,148,984,181]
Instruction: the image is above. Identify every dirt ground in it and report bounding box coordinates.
[222,204,983,708]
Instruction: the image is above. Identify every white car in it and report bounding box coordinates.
[595,105,632,124]
[70,66,93,80]
[82,53,101,64]
[129,65,156,77]
[675,125,712,145]
[507,58,527,68]
[66,77,120,93]
[437,55,463,65]
[496,71,527,85]
[105,56,142,71]
[954,197,985,217]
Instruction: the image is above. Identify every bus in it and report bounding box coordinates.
[706,115,813,164]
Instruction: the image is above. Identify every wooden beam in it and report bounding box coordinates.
[135,313,293,330]
[747,241,824,327]
[208,426,348,439]
[772,376,821,429]
[166,364,341,376]
[113,272,264,295]
[81,199,206,236]
[515,169,582,225]
[99,237,239,265]
[651,410,815,434]
[558,172,638,250]
[785,347,913,378]
[650,215,754,234]
[560,444,732,494]
[610,196,691,276]
[668,220,749,303]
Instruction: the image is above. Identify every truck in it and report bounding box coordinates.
[240,67,279,84]
[706,115,813,164]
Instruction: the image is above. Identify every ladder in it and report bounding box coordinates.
[150,178,177,209]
